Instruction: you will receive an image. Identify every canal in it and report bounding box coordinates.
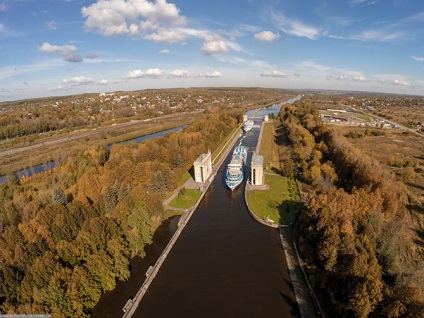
[131,121,299,317]
[0,126,187,185]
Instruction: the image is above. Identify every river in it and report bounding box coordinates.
[0,126,187,185]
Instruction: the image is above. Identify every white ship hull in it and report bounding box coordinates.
[225,141,247,190]
[242,119,254,132]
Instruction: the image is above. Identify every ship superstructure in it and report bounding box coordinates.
[225,141,247,190]
[242,119,254,132]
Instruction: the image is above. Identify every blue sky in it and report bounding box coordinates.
[1,0,424,101]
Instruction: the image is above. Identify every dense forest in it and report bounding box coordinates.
[278,99,424,317]
[0,110,242,317]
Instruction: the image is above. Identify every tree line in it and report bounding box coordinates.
[278,99,424,318]
[0,110,242,317]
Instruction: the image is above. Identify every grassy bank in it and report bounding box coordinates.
[259,122,275,170]
[168,188,202,209]
[246,120,301,225]
[246,174,301,225]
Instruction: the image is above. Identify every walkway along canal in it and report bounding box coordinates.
[131,121,299,317]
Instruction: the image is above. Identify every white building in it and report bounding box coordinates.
[251,154,264,186]
[193,151,212,183]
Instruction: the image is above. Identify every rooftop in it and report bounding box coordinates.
[252,153,264,166]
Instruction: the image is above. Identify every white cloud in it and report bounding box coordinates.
[143,28,186,43]
[99,79,109,85]
[352,75,367,81]
[391,79,410,86]
[125,70,145,79]
[250,60,274,68]
[160,49,170,54]
[168,69,189,77]
[45,20,57,30]
[298,60,331,72]
[202,40,228,55]
[63,76,95,85]
[65,54,83,63]
[38,42,76,54]
[84,53,97,59]
[214,55,275,69]
[271,12,322,40]
[203,71,222,78]
[52,85,72,92]
[82,0,187,44]
[412,56,424,62]
[0,23,7,34]
[260,70,288,78]
[254,31,280,42]
[145,68,164,77]
[38,42,82,62]
[351,30,404,42]
[350,0,377,5]
[239,24,262,33]
[124,68,164,79]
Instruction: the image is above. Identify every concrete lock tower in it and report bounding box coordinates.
[251,153,264,186]
[194,151,212,183]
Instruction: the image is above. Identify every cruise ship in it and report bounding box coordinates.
[225,141,247,190]
[242,119,254,132]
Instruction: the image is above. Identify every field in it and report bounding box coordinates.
[328,124,424,234]
[333,125,424,198]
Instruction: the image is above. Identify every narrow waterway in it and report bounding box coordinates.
[132,123,299,317]
[0,126,186,184]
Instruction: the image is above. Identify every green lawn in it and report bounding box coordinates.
[177,171,192,187]
[259,122,275,170]
[246,173,301,225]
[168,188,202,209]
[212,126,241,163]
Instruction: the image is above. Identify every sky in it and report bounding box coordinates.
[1,0,424,101]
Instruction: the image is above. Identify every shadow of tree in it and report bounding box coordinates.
[274,124,291,146]
[414,229,424,247]
[407,203,424,214]
[276,199,302,225]
[279,289,301,317]
[406,182,424,191]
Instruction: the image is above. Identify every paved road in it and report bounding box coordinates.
[351,108,424,138]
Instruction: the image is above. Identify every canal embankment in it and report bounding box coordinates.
[122,125,242,317]
[244,118,321,318]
